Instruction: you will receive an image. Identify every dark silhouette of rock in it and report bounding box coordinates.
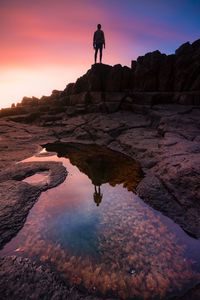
[21,96,39,106]
[1,38,200,121]
[174,40,200,91]
[158,54,175,91]
[105,64,131,92]
[72,63,112,94]
[134,50,165,91]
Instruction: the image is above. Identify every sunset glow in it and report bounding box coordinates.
[1,0,200,108]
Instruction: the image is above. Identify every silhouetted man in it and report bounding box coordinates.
[93,24,105,64]
[93,185,103,206]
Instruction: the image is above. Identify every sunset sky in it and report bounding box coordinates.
[1,0,200,108]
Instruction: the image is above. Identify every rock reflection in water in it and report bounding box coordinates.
[44,142,143,206]
[1,143,200,300]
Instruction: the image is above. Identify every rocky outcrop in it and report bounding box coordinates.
[1,38,200,121]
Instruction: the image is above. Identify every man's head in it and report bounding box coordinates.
[97,24,101,30]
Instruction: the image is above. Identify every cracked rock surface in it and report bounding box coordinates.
[0,103,200,299]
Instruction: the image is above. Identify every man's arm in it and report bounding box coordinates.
[102,31,105,48]
[93,32,96,48]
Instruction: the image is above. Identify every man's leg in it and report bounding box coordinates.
[99,46,102,63]
[94,48,98,64]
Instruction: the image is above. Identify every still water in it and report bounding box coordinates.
[1,143,200,299]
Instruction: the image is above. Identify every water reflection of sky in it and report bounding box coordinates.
[1,146,200,300]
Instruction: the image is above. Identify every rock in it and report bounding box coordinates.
[105,64,123,92]
[21,96,39,107]
[131,60,137,69]
[0,180,41,248]
[191,74,200,91]
[134,50,165,91]
[72,63,112,93]
[0,162,67,248]
[62,82,75,96]
[173,283,200,300]
[0,256,113,300]
[63,115,86,127]
[0,256,69,300]
[89,92,103,104]
[105,64,132,92]
[0,161,67,190]
[152,92,175,105]
[69,92,89,105]
[104,92,125,103]
[158,54,175,91]
[2,38,200,120]
[105,102,121,113]
[175,41,191,56]
[174,40,200,91]
[178,93,195,105]
[89,114,125,133]
[136,172,183,214]
[130,92,154,105]
[72,127,92,140]
[1,102,200,297]
[136,169,200,237]
[50,90,62,98]
[66,106,76,116]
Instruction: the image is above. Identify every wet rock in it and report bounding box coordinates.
[0,161,67,191]
[0,256,69,300]
[0,180,41,248]
[0,256,114,300]
[0,162,67,248]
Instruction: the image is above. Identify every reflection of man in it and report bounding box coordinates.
[93,24,105,64]
[93,185,103,206]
